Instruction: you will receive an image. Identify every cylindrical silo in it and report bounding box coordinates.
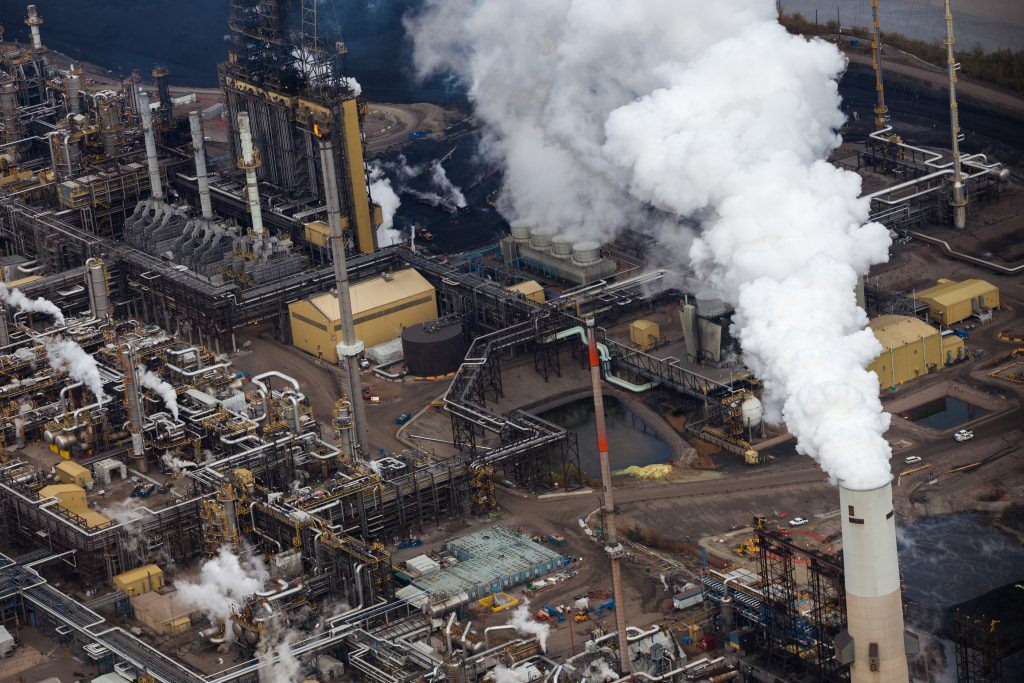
[571,241,602,266]
[510,222,531,242]
[551,236,573,259]
[529,230,553,252]
[402,321,468,377]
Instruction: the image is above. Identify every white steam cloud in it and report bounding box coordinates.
[137,365,179,420]
[46,338,106,403]
[161,452,196,475]
[408,1,895,489]
[257,626,302,683]
[505,601,549,652]
[431,163,467,208]
[585,658,619,682]
[0,283,65,326]
[490,665,531,683]
[373,154,468,215]
[368,161,402,246]
[176,547,269,628]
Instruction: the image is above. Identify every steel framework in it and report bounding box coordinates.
[954,610,1002,683]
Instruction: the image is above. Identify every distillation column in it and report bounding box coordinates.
[0,76,23,152]
[839,483,909,683]
[121,346,148,473]
[870,0,888,129]
[85,257,111,319]
[138,91,163,201]
[318,132,369,460]
[944,0,967,229]
[237,112,265,239]
[66,65,82,115]
[587,318,630,674]
[189,111,214,220]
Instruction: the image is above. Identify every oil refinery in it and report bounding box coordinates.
[0,2,1022,683]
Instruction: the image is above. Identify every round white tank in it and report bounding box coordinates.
[551,236,573,258]
[740,397,763,427]
[510,222,531,242]
[571,241,602,266]
[530,230,553,251]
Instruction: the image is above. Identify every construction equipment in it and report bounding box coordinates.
[733,538,760,557]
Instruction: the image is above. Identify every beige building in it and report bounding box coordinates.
[289,268,438,363]
[867,315,964,390]
[114,564,165,597]
[507,280,545,304]
[916,278,999,325]
[131,590,194,635]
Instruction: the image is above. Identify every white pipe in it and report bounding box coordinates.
[237,112,264,239]
[445,613,456,652]
[137,91,163,200]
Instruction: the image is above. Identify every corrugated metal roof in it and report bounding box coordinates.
[507,280,543,295]
[917,278,997,307]
[870,315,939,349]
[304,268,434,321]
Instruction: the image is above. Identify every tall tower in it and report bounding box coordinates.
[944,0,967,229]
[219,0,378,253]
[839,482,910,682]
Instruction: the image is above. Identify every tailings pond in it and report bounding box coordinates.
[899,396,988,430]
[898,513,1024,678]
[541,397,670,479]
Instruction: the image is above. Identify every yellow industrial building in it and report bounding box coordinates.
[916,278,999,325]
[37,484,111,529]
[867,315,964,390]
[289,268,438,363]
[630,320,660,351]
[131,591,194,635]
[507,280,545,304]
[114,564,165,597]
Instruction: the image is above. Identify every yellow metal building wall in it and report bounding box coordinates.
[289,291,439,363]
[113,565,165,597]
[868,333,943,389]
[341,98,376,254]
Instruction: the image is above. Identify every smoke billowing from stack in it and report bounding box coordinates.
[411,2,906,677]
[0,283,66,327]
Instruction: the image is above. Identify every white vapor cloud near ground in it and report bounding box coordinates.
[407,0,894,489]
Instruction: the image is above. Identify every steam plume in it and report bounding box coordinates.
[137,365,180,419]
[0,283,65,326]
[177,547,269,629]
[431,163,467,208]
[505,601,549,652]
[368,161,402,246]
[409,1,894,489]
[46,338,106,403]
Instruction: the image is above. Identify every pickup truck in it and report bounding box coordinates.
[395,413,412,425]
[954,429,974,442]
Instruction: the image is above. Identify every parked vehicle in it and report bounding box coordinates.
[395,413,412,425]
[547,534,567,547]
[788,517,809,527]
[954,429,974,442]
[131,483,156,498]
[397,539,422,549]
[904,456,922,464]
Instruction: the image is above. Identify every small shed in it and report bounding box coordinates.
[131,591,194,635]
[916,278,999,325]
[55,461,93,488]
[114,564,165,597]
[507,280,545,304]
[630,319,660,350]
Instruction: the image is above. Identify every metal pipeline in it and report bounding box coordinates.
[165,361,229,378]
[484,623,518,649]
[445,612,457,652]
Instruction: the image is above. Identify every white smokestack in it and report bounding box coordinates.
[839,483,909,682]
[24,5,44,51]
[189,111,214,219]
[138,90,163,200]
[237,112,265,239]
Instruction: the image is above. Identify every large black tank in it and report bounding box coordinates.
[402,320,468,377]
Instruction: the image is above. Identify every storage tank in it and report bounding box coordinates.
[529,230,554,251]
[402,320,468,377]
[551,236,573,259]
[740,397,763,427]
[510,222,531,242]
[571,241,602,266]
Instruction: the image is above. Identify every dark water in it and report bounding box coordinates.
[899,396,988,429]
[541,397,671,479]
[0,0,457,104]
[897,513,1024,677]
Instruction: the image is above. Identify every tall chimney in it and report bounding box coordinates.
[236,112,265,239]
[587,318,631,674]
[138,91,163,200]
[318,131,369,460]
[943,0,967,229]
[189,111,214,220]
[121,346,147,472]
[0,301,9,347]
[85,257,110,319]
[24,5,44,52]
[66,65,81,115]
[839,482,909,682]
[870,0,888,129]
